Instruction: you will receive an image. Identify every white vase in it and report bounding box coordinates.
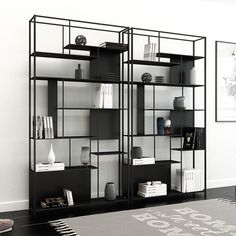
[190,67,197,85]
[48,143,56,165]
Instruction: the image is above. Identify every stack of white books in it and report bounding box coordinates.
[32,162,65,172]
[137,181,167,198]
[124,156,155,165]
[143,43,157,61]
[175,169,204,193]
[94,84,113,108]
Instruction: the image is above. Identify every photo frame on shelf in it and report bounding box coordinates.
[215,40,236,122]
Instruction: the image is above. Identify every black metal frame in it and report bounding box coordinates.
[29,15,130,215]
[29,15,207,215]
[127,27,207,205]
[215,40,236,122]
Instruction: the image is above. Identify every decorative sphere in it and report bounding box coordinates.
[141,73,152,83]
[75,35,87,46]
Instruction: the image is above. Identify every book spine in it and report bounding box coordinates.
[43,116,48,139]
[49,116,54,139]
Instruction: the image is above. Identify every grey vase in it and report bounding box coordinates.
[105,182,116,201]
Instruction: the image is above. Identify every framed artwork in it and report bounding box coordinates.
[216,41,236,122]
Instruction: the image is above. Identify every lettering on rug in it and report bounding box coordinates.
[132,206,236,236]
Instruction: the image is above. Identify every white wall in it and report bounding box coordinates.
[1,0,236,212]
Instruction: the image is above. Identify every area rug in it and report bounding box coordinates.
[49,198,236,236]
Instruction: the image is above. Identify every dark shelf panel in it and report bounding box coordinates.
[171,148,205,151]
[30,76,126,84]
[91,151,127,156]
[36,196,128,212]
[125,59,179,67]
[156,52,204,61]
[132,81,204,87]
[31,52,96,60]
[64,44,128,53]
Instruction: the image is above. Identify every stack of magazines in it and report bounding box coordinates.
[137,181,167,198]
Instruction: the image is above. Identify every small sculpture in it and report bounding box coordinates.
[48,143,56,165]
[141,73,152,83]
[75,35,87,46]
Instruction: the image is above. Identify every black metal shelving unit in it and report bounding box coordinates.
[124,27,206,206]
[29,15,207,215]
[29,15,130,215]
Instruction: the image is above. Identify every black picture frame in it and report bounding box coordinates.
[216,40,236,122]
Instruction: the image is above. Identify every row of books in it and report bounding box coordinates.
[124,156,155,165]
[34,115,54,139]
[183,127,205,150]
[63,188,74,206]
[175,169,204,193]
[137,181,167,198]
[41,197,67,209]
[143,43,157,61]
[32,162,65,172]
[95,84,113,108]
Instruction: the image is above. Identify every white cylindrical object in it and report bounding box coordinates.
[190,67,197,85]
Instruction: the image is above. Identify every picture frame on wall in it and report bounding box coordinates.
[215,40,236,122]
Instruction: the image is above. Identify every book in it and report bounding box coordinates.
[33,162,65,172]
[175,169,204,193]
[124,157,155,165]
[183,128,196,150]
[194,128,205,150]
[143,43,157,61]
[102,84,113,108]
[43,116,48,139]
[100,42,128,50]
[63,189,74,206]
[49,116,54,139]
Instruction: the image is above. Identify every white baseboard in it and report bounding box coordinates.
[207,178,236,189]
[0,200,29,212]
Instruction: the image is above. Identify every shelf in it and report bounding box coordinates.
[124,134,172,137]
[31,52,96,60]
[64,44,128,53]
[91,151,127,156]
[124,160,180,167]
[30,135,93,140]
[36,196,128,212]
[145,108,204,111]
[57,107,123,110]
[125,59,179,67]
[30,76,126,84]
[134,189,205,201]
[171,148,205,151]
[156,52,204,61]
[31,165,97,173]
[132,81,204,87]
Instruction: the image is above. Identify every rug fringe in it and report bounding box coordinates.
[48,220,80,236]
[215,198,236,206]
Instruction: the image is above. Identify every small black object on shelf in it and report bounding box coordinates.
[100,42,128,51]
[141,73,152,83]
[75,35,87,46]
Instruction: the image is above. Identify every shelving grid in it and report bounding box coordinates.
[29,15,207,214]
